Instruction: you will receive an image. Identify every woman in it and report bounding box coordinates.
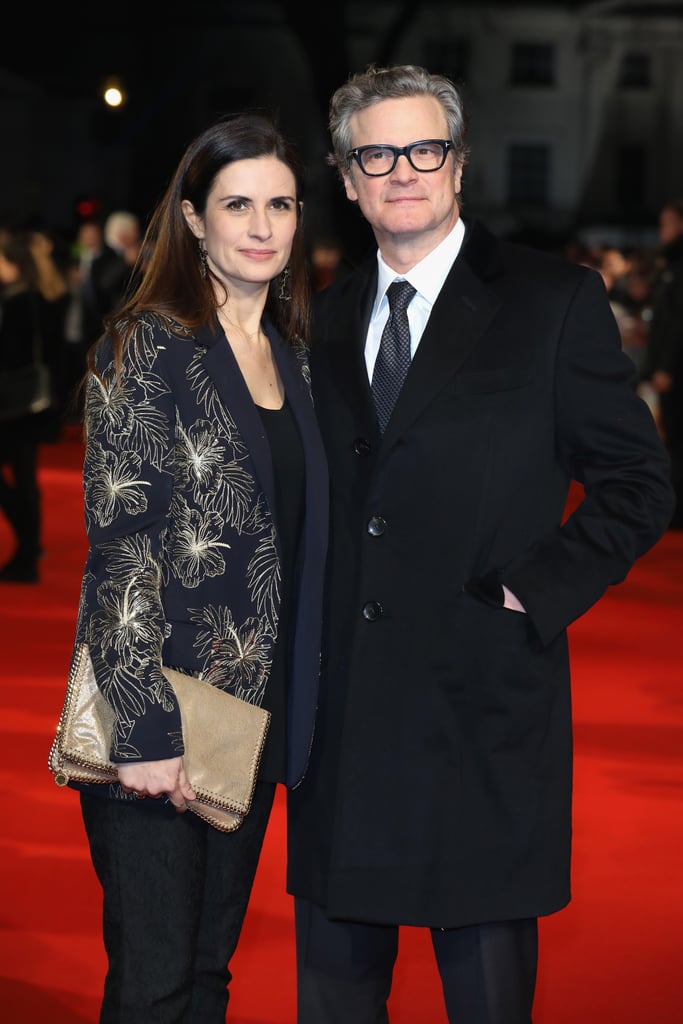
[30,226,71,429]
[0,231,51,582]
[71,113,328,1023]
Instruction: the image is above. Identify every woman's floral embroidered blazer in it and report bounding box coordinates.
[73,312,328,790]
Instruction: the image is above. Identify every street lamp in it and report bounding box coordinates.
[102,76,126,109]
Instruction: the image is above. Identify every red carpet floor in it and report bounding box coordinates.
[1,434,682,1023]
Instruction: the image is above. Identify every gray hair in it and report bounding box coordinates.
[104,210,141,249]
[328,64,469,175]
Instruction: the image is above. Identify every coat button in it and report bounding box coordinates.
[367,516,386,536]
[353,437,372,456]
[362,601,383,621]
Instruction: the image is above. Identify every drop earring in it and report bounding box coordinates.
[277,265,291,302]
[198,240,209,279]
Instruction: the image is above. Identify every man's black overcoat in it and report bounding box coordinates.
[287,218,674,928]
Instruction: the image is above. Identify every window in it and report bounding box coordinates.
[423,37,470,85]
[616,145,647,213]
[510,43,555,86]
[618,52,651,90]
[507,144,550,205]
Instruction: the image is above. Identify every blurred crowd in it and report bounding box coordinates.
[0,210,143,581]
[1,197,682,584]
[564,199,683,531]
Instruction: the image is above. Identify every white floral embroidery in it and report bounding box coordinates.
[248,526,280,634]
[170,495,232,588]
[86,360,171,470]
[187,350,248,451]
[190,605,272,703]
[85,442,151,528]
[92,577,160,657]
[175,419,255,526]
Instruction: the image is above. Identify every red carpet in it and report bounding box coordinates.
[1,434,681,1022]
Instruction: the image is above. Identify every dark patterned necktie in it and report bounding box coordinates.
[371,279,417,433]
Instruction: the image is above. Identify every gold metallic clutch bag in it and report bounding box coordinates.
[48,642,270,833]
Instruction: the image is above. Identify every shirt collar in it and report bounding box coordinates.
[374,217,466,313]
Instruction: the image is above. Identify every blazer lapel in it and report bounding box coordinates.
[199,322,278,519]
[199,318,328,540]
[268,323,328,485]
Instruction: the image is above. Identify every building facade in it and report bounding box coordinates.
[1,2,681,249]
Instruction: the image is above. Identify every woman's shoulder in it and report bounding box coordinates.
[129,310,197,343]
[95,311,200,378]
[123,311,201,362]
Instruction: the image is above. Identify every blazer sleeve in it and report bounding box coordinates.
[501,268,675,647]
[77,319,183,763]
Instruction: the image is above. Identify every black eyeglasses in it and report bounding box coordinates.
[347,139,454,177]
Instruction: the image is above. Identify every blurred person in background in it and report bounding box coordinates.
[591,248,650,379]
[600,245,632,305]
[0,231,55,582]
[29,226,70,433]
[104,209,142,269]
[62,217,130,418]
[104,209,146,290]
[309,235,344,292]
[644,199,683,527]
[620,260,655,374]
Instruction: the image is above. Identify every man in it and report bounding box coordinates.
[104,209,142,270]
[645,198,683,527]
[286,65,674,1024]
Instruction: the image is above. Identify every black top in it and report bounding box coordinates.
[256,398,305,782]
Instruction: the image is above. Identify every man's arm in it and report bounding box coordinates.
[500,268,674,646]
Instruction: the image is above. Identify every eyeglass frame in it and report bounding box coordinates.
[346,139,455,177]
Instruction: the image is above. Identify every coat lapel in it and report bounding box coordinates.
[382,219,504,446]
[322,263,378,430]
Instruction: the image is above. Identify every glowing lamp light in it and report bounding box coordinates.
[102,77,126,108]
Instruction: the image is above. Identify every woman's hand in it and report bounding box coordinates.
[118,757,196,812]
